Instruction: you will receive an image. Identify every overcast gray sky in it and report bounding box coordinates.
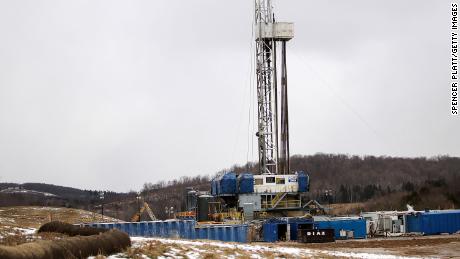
[0,0,458,192]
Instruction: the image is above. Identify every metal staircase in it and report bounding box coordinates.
[271,192,287,208]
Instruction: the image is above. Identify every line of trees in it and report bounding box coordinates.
[132,154,460,217]
[1,154,459,219]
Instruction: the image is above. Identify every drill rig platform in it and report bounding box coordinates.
[207,0,311,222]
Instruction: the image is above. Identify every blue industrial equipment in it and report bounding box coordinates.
[82,220,248,243]
[207,0,310,220]
[297,171,310,192]
[211,179,218,196]
[263,218,286,242]
[217,172,237,195]
[314,218,366,239]
[238,173,254,194]
[286,217,314,241]
[406,210,460,235]
[263,217,314,242]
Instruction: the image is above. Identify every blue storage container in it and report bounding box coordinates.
[209,227,217,240]
[146,222,154,237]
[211,180,217,196]
[406,210,460,235]
[218,227,224,241]
[139,222,146,236]
[79,220,248,243]
[286,217,314,241]
[218,172,237,194]
[237,225,248,242]
[238,173,254,193]
[297,171,309,192]
[216,179,221,195]
[263,218,286,242]
[314,218,366,239]
[229,226,237,242]
[263,218,314,242]
[197,227,206,239]
[198,224,248,243]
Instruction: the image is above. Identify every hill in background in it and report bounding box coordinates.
[225,154,460,212]
[1,154,459,219]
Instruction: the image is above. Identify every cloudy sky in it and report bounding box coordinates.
[0,0,458,191]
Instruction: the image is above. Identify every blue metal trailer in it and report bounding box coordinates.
[314,217,366,239]
[405,210,460,235]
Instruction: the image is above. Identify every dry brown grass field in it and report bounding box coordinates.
[1,206,460,258]
[0,206,119,246]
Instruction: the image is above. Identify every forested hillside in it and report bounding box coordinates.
[1,154,459,219]
[139,154,460,217]
[0,182,128,208]
[226,154,460,211]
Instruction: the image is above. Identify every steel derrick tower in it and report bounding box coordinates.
[254,0,293,175]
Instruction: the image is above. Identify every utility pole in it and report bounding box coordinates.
[99,191,105,221]
[136,192,141,222]
[255,0,293,175]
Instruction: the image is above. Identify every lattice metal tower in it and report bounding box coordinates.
[254,0,293,175]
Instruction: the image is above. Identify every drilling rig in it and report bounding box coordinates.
[207,0,310,221]
[255,0,292,176]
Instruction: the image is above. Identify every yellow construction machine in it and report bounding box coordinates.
[131,202,157,222]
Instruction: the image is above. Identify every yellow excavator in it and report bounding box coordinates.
[131,202,157,222]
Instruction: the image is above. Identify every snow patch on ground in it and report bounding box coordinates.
[0,217,15,223]
[31,207,61,211]
[185,250,201,259]
[130,237,424,259]
[88,254,128,259]
[325,250,422,259]
[12,227,36,235]
[0,226,36,240]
